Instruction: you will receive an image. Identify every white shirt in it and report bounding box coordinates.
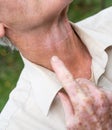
[0,7,112,130]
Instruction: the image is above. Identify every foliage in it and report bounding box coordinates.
[0,0,112,111]
[0,47,23,111]
[68,0,112,22]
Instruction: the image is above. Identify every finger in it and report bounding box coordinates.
[51,56,74,85]
[58,92,74,119]
[58,92,76,130]
[51,56,82,95]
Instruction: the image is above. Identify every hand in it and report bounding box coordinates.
[51,56,112,130]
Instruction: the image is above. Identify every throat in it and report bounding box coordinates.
[23,23,92,80]
[30,29,92,80]
[59,39,92,80]
[7,16,92,80]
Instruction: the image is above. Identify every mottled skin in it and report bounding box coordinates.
[51,56,112,130]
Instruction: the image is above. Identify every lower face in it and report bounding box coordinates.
[3,0,73,31]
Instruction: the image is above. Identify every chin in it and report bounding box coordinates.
[64,0,73,5]
[61,0,73,7]
[56,0,72,14]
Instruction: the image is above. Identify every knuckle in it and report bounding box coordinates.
[75,78,86,85]
[64,73,74,81]
[62,73,74,86]
[75,78,82,82]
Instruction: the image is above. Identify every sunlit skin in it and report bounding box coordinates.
[0,0,112,129]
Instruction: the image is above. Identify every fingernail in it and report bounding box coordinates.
[51,56,59,62]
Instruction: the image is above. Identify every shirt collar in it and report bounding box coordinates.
[71,19,112,83]
[71,7,112,83]
[21,56,62,116]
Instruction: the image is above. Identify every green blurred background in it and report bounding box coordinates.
[0,0,112,112]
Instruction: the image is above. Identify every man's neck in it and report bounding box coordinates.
[6,16,92,79]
